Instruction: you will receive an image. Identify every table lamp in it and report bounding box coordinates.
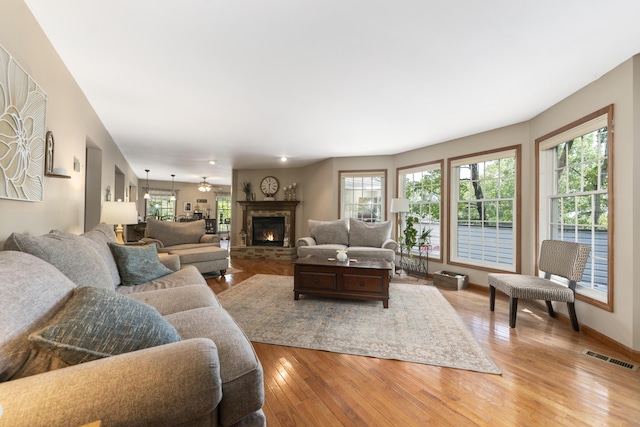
[100,201,138,244]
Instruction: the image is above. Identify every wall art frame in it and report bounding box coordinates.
[0,43,48,202]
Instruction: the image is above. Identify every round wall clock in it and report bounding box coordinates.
[260,176,279,196]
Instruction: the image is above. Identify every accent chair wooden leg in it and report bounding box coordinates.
[545,301,556,317]
[509,296,518,328]
[567,302,580,332]
[490,285,496,311]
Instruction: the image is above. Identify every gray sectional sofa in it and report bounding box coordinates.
[0,224,265,426]
[296,218,398,274]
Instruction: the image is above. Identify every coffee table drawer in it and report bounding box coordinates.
[299,271,337,290]
[343,274,383,293]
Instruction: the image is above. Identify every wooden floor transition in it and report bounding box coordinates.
[206,258,640,426]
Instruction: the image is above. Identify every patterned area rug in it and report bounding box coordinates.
[218,274,501,374]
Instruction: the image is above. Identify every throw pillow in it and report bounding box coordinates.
[79,224,122,288]
[308,219,349,245]
[29,286,181,365]
[108,243,173,286]
[3,231,114,290]
[145,218,206,247]
[348,218,392,248]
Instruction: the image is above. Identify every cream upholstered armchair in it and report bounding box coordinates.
[488,240,591,331]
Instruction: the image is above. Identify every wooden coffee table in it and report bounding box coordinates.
[293,255,393,308]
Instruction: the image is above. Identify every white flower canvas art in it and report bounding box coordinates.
[0,44,47,202]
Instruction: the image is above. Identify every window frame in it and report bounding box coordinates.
[145,190,177,221]
[447,145,522,273]
[396,160,444,263]
[339,170,387,222]
[535,105,614,312]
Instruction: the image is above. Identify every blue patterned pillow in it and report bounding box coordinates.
[29,287,181,365]
[108,243,173,286]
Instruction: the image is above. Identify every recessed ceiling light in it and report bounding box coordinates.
[281,157,287,162]
[209,160,216,165]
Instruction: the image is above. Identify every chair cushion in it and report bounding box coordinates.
[145,218,206,247]
[308,219,349,245]
[3,230,113,290]
[108,243,173,286]
[488,274,575,302]
[348,219,392,248]
[30,286,181,366]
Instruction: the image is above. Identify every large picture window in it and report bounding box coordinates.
[448,146,521,272]
[397,161,443,260]
[340,170,386,222]
[536,105,613,311]
[146,190,176,221]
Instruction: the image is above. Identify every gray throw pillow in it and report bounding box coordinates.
[348,218,392,248]
[108,243,173,286]
[3,231,113,290]
[79,224,121,288]
[308,219,349,245]
[29,286,181,365]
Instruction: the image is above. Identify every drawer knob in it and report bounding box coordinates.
[359,282,365,287]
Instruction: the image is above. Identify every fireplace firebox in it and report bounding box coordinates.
[252,216,285,246]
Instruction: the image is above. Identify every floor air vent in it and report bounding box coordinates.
[582,350,639,371]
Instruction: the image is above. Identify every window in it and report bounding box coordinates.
[537,105,613,310]
[217,194,231,234]
[397,161,443,260]
[449,146,520,272]
[146,190,176,221]
[340,170,386,222]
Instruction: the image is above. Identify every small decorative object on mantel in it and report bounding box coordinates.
[284,182,297,201]
[260,176,279,200]
[241,180,252,201]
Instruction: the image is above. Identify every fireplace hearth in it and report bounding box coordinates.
[252,216,285,246]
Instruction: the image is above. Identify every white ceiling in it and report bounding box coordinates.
[25,0,640,185]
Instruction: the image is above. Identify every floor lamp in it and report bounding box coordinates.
[101,201,138,244]
[390,198,409,276]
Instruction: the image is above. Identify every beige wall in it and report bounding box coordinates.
[0,0,138,245]
[234,59,639,350]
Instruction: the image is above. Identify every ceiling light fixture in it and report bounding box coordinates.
[281,157,287,162]
[209,160,216,165]
[198,177,212,192]
[143,169,151,199]
[170,174,176,201]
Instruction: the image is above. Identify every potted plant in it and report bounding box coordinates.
[401,215,419,271]
[240,180,252,200]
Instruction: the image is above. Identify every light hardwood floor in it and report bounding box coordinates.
[207,258,640,426]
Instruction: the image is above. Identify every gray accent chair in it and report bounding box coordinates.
[488,240,591,331]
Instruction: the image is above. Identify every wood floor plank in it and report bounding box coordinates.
[208,258,640,426]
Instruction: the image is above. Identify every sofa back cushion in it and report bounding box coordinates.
[4,231,113,290]
[79,224,121,287]
[308,219,349,245]
[0,251,75,381]
[145,218,206,247]
[348,218,392,248]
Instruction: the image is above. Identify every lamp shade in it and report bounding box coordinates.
[390,198,410,213]
[100,202,138,225]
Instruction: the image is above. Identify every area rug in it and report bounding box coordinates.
[218,274,501,374]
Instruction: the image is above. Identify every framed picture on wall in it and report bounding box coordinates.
[184,202,192,212]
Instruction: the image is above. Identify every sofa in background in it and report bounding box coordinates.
[141,217,229,275]
[0,224,265,426]
[296,218,398,274]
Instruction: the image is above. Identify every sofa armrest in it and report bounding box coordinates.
[140,237,165,248]
[0,339,222,427]
[382,239,398,251]
[158,253,181,271]
[296,237,317,247]
[200,234,221,245]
